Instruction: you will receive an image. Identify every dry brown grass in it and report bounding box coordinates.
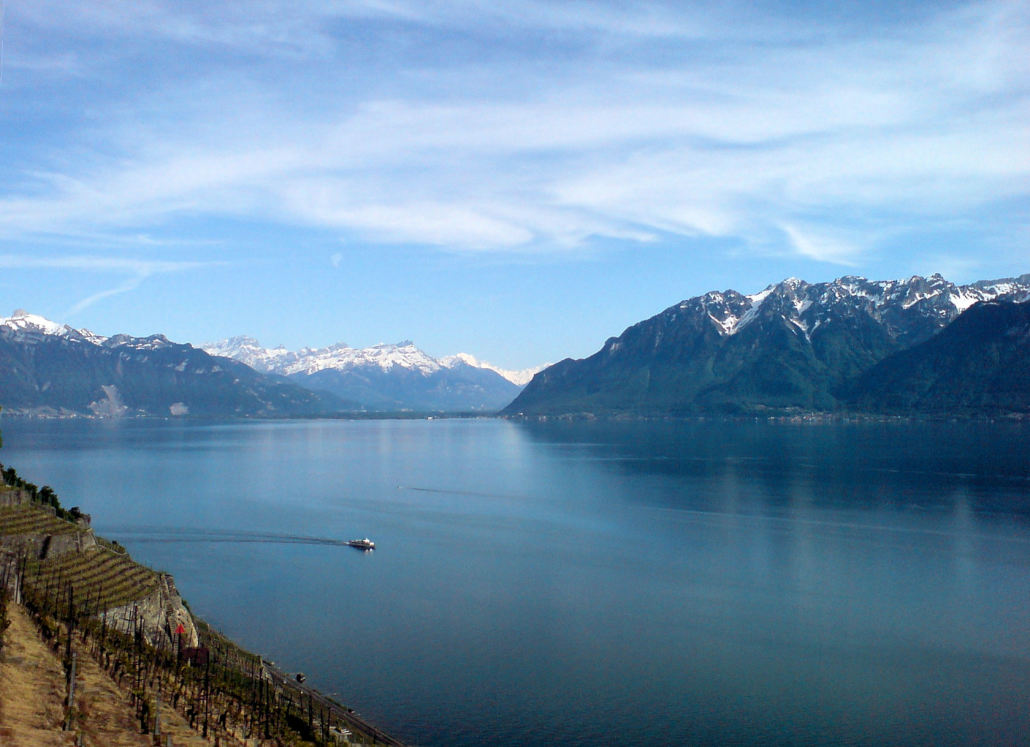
[0,601,76,746]
[0,602,227,747]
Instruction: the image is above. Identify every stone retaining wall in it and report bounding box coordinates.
[0,488,31,508]
[0,528,97,561]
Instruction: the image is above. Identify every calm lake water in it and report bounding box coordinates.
[3,417,1030,745]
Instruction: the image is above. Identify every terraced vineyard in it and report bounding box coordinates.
[24,545,161,613]
[2,499,399,745]
[0,502,78,536]
[1,503,161,613]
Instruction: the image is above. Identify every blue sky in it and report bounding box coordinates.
[0,1,1027,369]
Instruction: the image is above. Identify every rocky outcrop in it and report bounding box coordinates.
[2,501,198,653]
[103,573,199,650]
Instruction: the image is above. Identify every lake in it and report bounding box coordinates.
[2,417,1029,745]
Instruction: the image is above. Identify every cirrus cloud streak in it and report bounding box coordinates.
[1,0,1027,268]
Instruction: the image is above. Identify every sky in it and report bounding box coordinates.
[0,0,1027,369]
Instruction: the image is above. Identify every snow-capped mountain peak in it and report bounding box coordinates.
[0,313,343,418]
[2,309,75,337]
[506,271,1030,417]
[204,338,443,376]
[204,337,543,385]
[0,309,109,345]
[203,336,528,411]
[440,353,548,386]
[202,336,298,373]
[321,341,441,376]
[699,274,1030,339]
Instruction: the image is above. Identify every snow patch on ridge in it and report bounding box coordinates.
[284,341,441,376]
[708,312,738,335]
[1,309,72,337]
[722,286,774,336]
[205,337,545,386]
[694,273,1030,340]
[949,290,981,312]
[0,309,110,345]
[440,353,546,386]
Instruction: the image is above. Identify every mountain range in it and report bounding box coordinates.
[4,271,1028,419]
[505,273,1030,417]
[202,337,528,412]
[0,312,532,417]
[0,311,342,417]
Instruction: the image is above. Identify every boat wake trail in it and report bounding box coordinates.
[101,526,352,547]
[398,485,525,500]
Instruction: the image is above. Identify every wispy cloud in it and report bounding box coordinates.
[1,0,1026,268]
[779,225,862,267]
[65,274,150,316]
[0,254,215,273]
[0,254,223,315]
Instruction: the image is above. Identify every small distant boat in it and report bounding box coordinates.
[345,538,375,550]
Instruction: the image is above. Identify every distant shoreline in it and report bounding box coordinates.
[5,408,1029,423]
[0,409,497,421]
[501,410,1030,423]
